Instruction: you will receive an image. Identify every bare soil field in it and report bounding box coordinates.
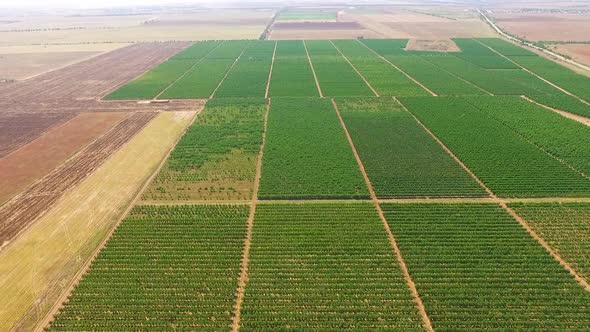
[0,42,189,103]
[548,43,590,66]
[0,112,76,159]
[492,12,590,41]
[0,112,127,205]
[0,112,156,249]
[405,39,461,52]
[0,51,101,80]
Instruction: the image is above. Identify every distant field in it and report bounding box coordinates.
[491,11,590,42]
[276,10,337,21]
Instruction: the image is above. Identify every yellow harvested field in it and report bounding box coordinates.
[0,111,195,332]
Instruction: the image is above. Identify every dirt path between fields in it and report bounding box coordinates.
[330,40,380,96]
[397,96,590,293]
[209,47,247,99]
[303,40,324,98]
[521,95,590,127]
[231,100,271,332]
[332,98,435,332]
[264,42,277,98]
[36,108,202,331]
[355,39,438,96]
[474,38,590,107]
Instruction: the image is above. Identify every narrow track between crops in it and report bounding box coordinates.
[303,40,324,98]
[332,98,435,332]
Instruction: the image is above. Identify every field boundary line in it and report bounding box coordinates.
[209,46,248,99]
[397,96,590,293]
[330,40,380,97]
[355,39,437,96]
[419,56,494,96]
[303,40,324,98]
[264,41,278,98]
[331,98,435,332]
[35,108,203,331]
[155,41,225,100]
[98,41,192,101]
[0,112,136,251]
[473,39,590,106]
[521,95,590,127]
[231,99,270,331]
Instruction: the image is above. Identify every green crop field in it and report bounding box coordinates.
[44,36,590,332]
[384,203,590,330]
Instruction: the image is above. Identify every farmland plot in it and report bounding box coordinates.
[258,98,368,199]
[169,40,222,60]
[465,96,590,176]
[510,202,590,279]
[451,38,517,69]
[160,58,235,99]
[332,40,429,96]
[384,203,590,331]
[205,40,250,59]
[422,55,545,95]
[475,38,537,56]
[240,203,424,331]
[401,97,590,197]
[214,42,275,97]
[305,40,374,96]
[105,59,195,99]
[143,98,265,201]
[273,40,307,57]
[359,39,409,55]
[269,41,318,97]
[528,93,590,118]
[386,55,485,96]
[47,204,248,331]
[336,97,485,198]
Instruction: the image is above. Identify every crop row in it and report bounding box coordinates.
[47,204,249,330]
[143,98,265,201]
[336,97,485,198]
[258,97,368,199]
[400,96,590,197]
[332,40,430,96]
[384,203,590,330]
[464,95,590,177]
[509,202,590,279]
[240,203,424,330]
[305,40,374,96]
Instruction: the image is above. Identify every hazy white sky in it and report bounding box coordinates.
[2,0,226,9]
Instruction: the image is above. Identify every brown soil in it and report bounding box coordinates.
[0,112,127,205]
[332,98,434,331]
[548,43,590,67]
[493,13,590,42]
[405,39,461,52]
[0,112,156,249]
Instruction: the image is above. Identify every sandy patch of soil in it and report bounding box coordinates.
[493,12,590,41]
[548,43,590,66]
[405,39,461,52]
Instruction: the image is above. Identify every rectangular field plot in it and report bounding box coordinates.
[269,41,318,97]
[305,40,374,97]
[205,40,251,59]
[383,203,590,331]
[258,98,368,199]
[240,203,424,331]
[336,97,485,198]
[464,96,590,177]
[359,39,409,55]
[509,202,590,279]
[105,59,195,100]
[214,41,275,97]
[452,38,518,69]
[475,38,537,56]
[529,93,590,118]
[332,40,430,96]
[46,204,248,331]
[401,97,590,197]
[160,58,235,99]
[169,40,222,60]
[386,55,486,96]
[143,98,265,201]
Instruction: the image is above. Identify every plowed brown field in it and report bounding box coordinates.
[0,112,157,248]
[0,112,128,205]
